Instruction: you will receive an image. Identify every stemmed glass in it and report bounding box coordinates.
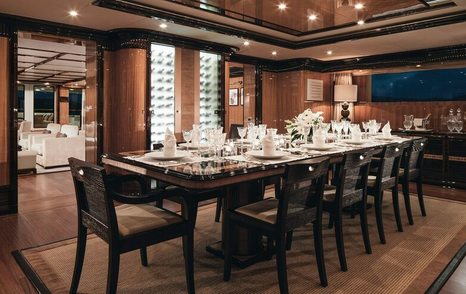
[182,129,192,148]
[334,121,343,141]
[455,120,464,133]
[361,122,368,138]
[215,133,226,160]
[342,120,350,139]
[237,126,247,154]
[302,125,311,144]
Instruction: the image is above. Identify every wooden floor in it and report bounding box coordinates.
[0,172,464,293]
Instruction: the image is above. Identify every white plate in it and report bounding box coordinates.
[145,151,191,161]
[178,142,209,149]
[343,140,369,145]
[301,144,334,151]
[245,150,290,160]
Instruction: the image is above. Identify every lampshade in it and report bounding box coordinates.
[334,84,358,102]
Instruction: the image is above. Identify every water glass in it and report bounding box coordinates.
[182,129,192,147]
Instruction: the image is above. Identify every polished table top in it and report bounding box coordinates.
[102,135,419,190]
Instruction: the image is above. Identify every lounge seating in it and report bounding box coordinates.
[19,123,62,150]
[18,150,37,174]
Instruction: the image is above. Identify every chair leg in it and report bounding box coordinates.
[276,234,289,294]
[265,237,274,260]
[328,214,334,229]
[140,247,148,266]
[215,197,222,222]
[401,180,414,225]
[313,221,328,287]
[350,204,356,219]
[155,199,164,208]
[359,200,372,254]
[286,231,293,251]
[106,247,120,294]
[334,211,347,271]
[274,177,281,199]
[182,231,195,294]
[392,186,403,232]
[70,224,87,294]
[374,191,386,244]
[417,180,427,217]
[223,217,232,281]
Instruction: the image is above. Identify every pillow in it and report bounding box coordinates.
[42,129,52,134]
[55,132,67,138]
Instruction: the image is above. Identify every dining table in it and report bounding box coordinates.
[102,135,420,268]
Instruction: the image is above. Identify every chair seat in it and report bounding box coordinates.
[322,185,337,202]
[234,198,308,224]
[116,204,183,237]
[367,175,377,188]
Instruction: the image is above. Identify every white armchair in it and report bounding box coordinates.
[34,136,85,168]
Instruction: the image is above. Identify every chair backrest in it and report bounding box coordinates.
[375,142,407,187]
[46,123,61,134]
[335,148,380,207]
[19,121,32,133]
[406,138,428,171]
[69,157,117,242]
[229,124,243,139]
[61,125,79,137]
[278,157,330,230]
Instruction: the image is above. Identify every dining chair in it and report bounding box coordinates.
[68,158,196,294]
[228,123,244,139]
[398,138,428,225]
[223,157,330,293]
[323,148,380,272]
[366,142,408,244]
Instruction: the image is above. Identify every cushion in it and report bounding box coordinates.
[56,132,67,138]
[46,123,61,134]
[42,129,52,134]
[115,204,183,237]
[234,198,307,224]
[367,175,377,187]
[61,125,79,137]
[30,144,43,156]
[322,185,337,202]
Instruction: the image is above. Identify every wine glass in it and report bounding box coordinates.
[447,119,456,133]
[362,122,368,138]
[237,126,247,154]
[182,129,192,148]
[214,133,226,160]
[342,120,350,139]
[455,120,463,133]
[302,125,311,144]
[334,121,343,140]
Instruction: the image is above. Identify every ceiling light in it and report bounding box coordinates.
[272,51,277,56]
[308,14,317,21]
[326,50,333,55]
[355,3,364,10]
[357,20,365,25]
[416,64,421,68]
[278,3,287,10]
[69,10,78,17]
[44,82,50,86]
[243,40,250,46]
[159,23,167,29]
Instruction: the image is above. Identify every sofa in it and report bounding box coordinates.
[18,150,37,174]
[30,125,85,168]
[19,123,61,150]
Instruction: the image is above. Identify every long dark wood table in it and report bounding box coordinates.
[102,136,419,268]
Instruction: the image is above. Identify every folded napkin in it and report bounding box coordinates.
[262,133,275,156]
[382,122,392,138]
[163,128,176,156]
[312,128,326,147]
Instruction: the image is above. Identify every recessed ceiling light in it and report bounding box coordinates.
[326,50,333,55]
[159,23,167,29]
[357,20,365,25]
[44,82,50,86]
[416,64,421,68]
[308,14,317,21]
[272,51,277,56]
[243,40,250,46]
[278,3,287,10]
[69,10,78,17]
[355,3,364,10]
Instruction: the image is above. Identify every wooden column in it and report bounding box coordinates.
[0,36,12,214]
[261,71,279,129]
[84,41,99,163]
[103,48,147,154]
[58,86,69,125]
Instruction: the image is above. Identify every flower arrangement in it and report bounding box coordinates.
[285,108,324,141]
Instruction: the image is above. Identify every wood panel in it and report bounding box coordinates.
[227,76,244,131]
[261,71,279,129]
[243,64,256,125]
[84,42,98,163]
[58,87,69,125]
[103,48,147,154]
[0,37,10,214]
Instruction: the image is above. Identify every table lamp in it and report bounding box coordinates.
[334,84,358,121]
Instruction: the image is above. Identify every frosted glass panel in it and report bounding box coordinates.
[150,44,175,145]
[200,52,222,128]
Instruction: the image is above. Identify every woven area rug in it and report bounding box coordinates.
[14,194,466,293]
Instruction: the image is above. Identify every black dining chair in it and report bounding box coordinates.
[223,157,330,293]
[68,158,196,294]
[398,138,428,225]
[323,148,380,271]
[228,123,244,139]
[367,142,408,244]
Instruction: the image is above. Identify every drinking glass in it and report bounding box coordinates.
[362,122,368,138]
[447,120,455,132]
[182,129,192,148]
[302,126,311,144]
[342,120,350,139]
[334,122,343,140]
[237,126,247,154]
[456,120,464,133]
[215,133,226,159]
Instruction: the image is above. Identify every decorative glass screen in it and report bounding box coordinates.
[150,43,175,145]
[200,52,222,128]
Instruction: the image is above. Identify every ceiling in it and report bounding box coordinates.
[16,33,87,85]
[1,0,466,62]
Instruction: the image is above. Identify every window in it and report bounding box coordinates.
[200,52,222,128]
[69,89,83,128]
[150,43,176,144]
[33,86,55,128]
[372,67,466,102]
[17,85,25,120]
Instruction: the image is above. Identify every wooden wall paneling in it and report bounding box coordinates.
[103,50,114,155]
[84,42,99,163]
[303,71,333,122]
[227,76,244,131]
[224,61,230,134]
[58,87,69,125]
[243,64,256,125]
[352,75,371,103]
[105,48,147,154]
[261,71,279,129]
[277,71,305,132]
[0,36,11,214]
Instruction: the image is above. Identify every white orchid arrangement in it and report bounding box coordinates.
[285,108,324,141]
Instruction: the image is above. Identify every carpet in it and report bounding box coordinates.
[14,194,466,293]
